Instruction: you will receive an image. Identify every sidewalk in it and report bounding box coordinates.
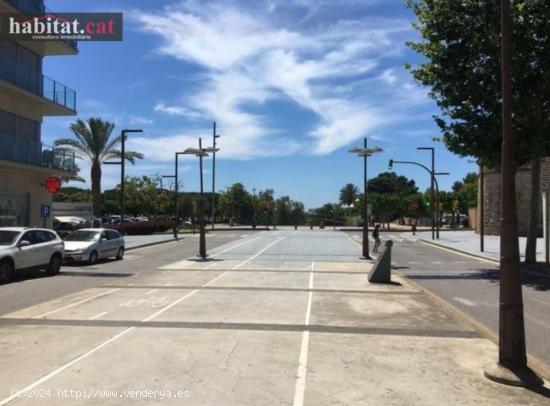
[415,230,547,263]
[0,230,548,405]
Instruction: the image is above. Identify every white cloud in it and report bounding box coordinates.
[131,1,422,158]
[128,114,154,125]
[154,102,203,120]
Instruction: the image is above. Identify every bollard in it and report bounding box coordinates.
[368,240,393,283]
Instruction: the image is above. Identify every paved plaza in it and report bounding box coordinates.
[0,230,548,405]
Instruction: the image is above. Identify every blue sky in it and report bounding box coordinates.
[43,0,477,208]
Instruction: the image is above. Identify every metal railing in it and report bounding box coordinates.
[4,0,78,50]
[0,133,76,172]
[0,54,77,111]
[42,75,76,111]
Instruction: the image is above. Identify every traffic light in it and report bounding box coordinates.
[388,159,393,170]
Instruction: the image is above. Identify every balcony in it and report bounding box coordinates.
[0,0,78,55]
[0,133,76,172]
[0,54,76,115]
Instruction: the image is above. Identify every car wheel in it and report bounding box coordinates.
[46,254,62,276]
[116,247,124,260]
[0,260,14,284]
[88,251,98,265]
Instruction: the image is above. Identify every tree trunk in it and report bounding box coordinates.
[91,161,102,217]
[525,158,541,264]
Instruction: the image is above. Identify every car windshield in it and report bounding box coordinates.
[64,230,100,242]
[0,231,19,246]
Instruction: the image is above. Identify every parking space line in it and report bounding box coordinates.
[89,311,108,320]
[293,261,314,406]
[1,236,284,406]
[32,289,120,319]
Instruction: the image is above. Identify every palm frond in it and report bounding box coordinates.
[103,150,145,164]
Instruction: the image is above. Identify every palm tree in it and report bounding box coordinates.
[339,183,359,207]
[55,118,144,217]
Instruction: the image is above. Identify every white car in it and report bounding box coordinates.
[0,227,65,283]
[64,228,125,264]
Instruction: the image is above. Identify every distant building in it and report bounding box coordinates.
[478,158,550,238]
[0,0,78,227]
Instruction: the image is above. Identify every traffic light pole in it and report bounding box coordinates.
[389,159,448,240]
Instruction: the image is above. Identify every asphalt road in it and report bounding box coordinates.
[347,230,550,370]
[0,231,251,316]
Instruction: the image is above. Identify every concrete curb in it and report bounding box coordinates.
[126,238,178,252]
[394,268,550,382]
[419,238,500,264]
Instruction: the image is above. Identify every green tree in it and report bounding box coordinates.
[367,172,418,195]
[55,118,144,216]
[219,183,255,225]
[406,0,550,262]
[339,183,359,206]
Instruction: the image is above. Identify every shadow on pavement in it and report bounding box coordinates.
[409,269,550,292]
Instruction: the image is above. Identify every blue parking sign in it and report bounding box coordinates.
[41,205,50,218]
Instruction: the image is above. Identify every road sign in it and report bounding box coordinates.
[410,202,419,211]
[40,204,51,218]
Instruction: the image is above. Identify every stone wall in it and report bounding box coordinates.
[480,166,539,236]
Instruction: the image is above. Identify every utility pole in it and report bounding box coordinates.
[211,122,220,230]
[484,0,542,387]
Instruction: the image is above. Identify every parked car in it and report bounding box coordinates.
[0,227,64,283]
[63,228,125,264]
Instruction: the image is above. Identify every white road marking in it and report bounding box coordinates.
[453,297,477,307]
[145,289,158,295]
[89,311,108,320]
[33,289,120,319]
[430,261,443,265]
[407,261,418,264]
[0,328,134,406]
[1,236,283,405]
[293,261,315,406]
[453,261,467,264]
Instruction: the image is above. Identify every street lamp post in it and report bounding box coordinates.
[484,0,542,388]
[104,129,143,235]
[184,138,218,259]
[163,152,185,239]
[349,139,382,260]
[211,122,221,230]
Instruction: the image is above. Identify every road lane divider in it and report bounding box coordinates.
[293,261,315,406]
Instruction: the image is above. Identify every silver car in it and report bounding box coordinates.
[0,227,64,283]
[64,229,125,264]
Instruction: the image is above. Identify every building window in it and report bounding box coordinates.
[0,36,42,94]
[0,192,29,227]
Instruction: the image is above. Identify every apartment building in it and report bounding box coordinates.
[0,0,77,227]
